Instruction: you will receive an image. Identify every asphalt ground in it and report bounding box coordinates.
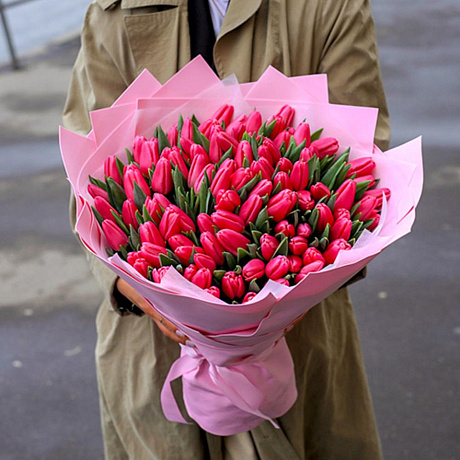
[0,1,459,459]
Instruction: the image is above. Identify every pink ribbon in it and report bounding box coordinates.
[160,345,280,429]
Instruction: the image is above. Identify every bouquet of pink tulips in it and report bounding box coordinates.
[89,103,390,303]
[60,57,422,435]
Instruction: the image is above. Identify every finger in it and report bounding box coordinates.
[153,317,189,345]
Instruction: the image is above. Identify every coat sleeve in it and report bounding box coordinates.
[63,3,132,315]
[316,0,391,151]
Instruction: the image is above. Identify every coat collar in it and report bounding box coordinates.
[120,0,268,81]
[218,0,262,41]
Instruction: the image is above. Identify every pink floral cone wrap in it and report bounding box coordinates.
[60,57,423,435]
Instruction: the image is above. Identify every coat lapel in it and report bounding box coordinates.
[214,0,288,82]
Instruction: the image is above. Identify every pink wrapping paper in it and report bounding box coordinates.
[60,56,423,435]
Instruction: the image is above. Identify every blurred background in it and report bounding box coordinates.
[0,0,458,458]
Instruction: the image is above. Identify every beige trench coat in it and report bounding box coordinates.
[64,0,390,458]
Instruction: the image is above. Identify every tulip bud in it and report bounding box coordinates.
[293,122,311,146]
[288,255,302,273]
[168,234,194,250]
[294,260,325,283]
[277,157,293,173]
[266,255,290,280]
[216,229,251,256]
[199,118,222,138]
[104,155,122,185]
[260,234,279,261]
[181,117,194,141]
[297,190,315,212]
[175,246,195,266]
[238,194,263,225]
[169,147,189,179]
[323,238,351,265]
[363,188,391,209]
[274,220,295,238]
[211,159,237,196]
[184,264,198,281]
[302,247,325,266]
[122,199,139,230]
[234,141,253,168]
[167,125,178,146]
[179,137,193,158]
[94,196,119,223]
[127,251,142,266]
[132,258,151,278]
[189,143,207,161]
[258,138,281,165]
[354,174,376,189]
[243,291,257,303]
[211,210,246,233]
[226,114,246,141]
[246,111,262,134]
[144,194,169,225]
[139,138,160,176]
[267,189,297,222]
[288,236,309,256]
[139,221,165,246]
[316,203,334,233]
[139,242,168,268]
[310,182,331,201]
[290,161,309,191]
[132,136,146,163]
[330,217,352,241]
[334,208,351,220]
[216,189,241,212]
[310,137,339,159]
[210,132,238,164]
[355,195,378,221]
[367,212,380,231]
[249,179,273,198]
[212,104,234,127]
[222,272,246,299]
[250,157,274,181]
[200,231,225,265]
[273,171,293,190]
[300,146,318,162]
[197,213,216,235]
[190,267,213,289]
[194,253,217,272]
[231,167,254,191]
[345,157,375,178]
[157,266,171,281]
[242,259,265,282]
[88,183,109,202]
[150,157,173,195]
[296,222,312,239]
[273,278,290,286]
[273,131,291,149]
[275,105,295,128]
[158,206,181,240]
[206,286,221,298]
[102,220,128,251]
[334,179,357,211]
[123,164,151,203]
[194,164,216,194]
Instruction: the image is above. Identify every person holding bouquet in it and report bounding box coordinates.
[63,0,390,458]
